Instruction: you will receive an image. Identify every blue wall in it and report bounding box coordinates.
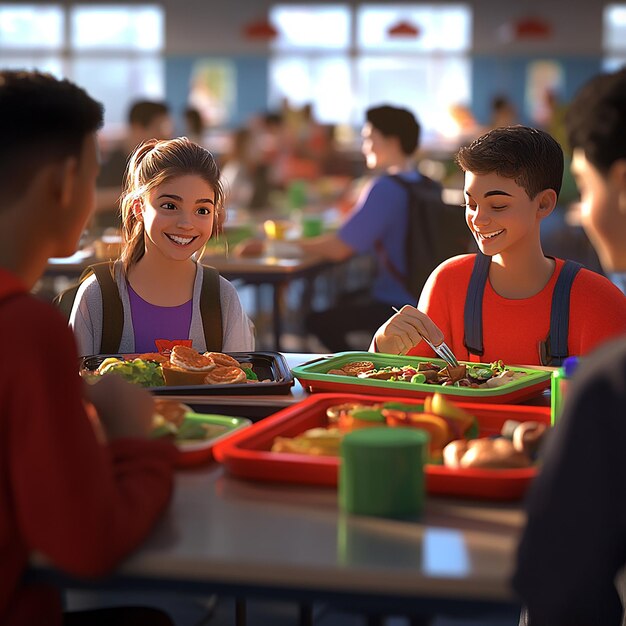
[472,55,603,127]
[165,55,269,129]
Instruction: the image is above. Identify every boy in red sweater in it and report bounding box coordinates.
[0,72,176,625]
[372,126,626,365]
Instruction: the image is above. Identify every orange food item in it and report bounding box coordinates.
[153,398,191,428]
[386,411,452,458]
[135,352,169,364]
[161,361,210,386]
[155,338,193,354]
[338,407,387,432]
[341,361,375,376]
[204,366,247,385]
[326,402,369,423]
[204,352,241,368]
[170,345,215,372]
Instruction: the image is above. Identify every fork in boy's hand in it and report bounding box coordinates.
[391,307,459,368]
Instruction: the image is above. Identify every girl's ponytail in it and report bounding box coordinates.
[119,139,159,273]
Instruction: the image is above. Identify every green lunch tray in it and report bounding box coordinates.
[292,351,551,404]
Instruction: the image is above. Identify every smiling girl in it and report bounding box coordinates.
[70,137,254,356]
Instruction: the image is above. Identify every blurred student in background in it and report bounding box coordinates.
[94,99,173,232]
[183,106,205,145]
[220,127,257,211]
[489,94,518,129]
[513,67,626,626]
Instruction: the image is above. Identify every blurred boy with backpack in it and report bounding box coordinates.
[236,104,471,351]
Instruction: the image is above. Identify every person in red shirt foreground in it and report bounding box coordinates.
[372,126,626,365]
[0,71,176,625]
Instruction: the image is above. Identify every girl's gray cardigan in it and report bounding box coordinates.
[69,261,255,356]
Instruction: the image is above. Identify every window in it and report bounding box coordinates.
[603,4,626,70]
[0,4,164,130]
[0,4,63,47]
[271,4,350,51]
[357,4,470,51]
[269,3,472,140]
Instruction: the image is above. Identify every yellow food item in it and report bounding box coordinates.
[271,427,343,456]
[425,393,474,432]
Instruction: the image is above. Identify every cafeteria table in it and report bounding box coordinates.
[28,354,535,623]
[31,458,526,621]
[201,254,334,352]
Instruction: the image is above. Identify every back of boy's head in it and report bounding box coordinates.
[185,107,204,135]
[128,100,169,128]
[366,105,421,156]
[455,126,564,199]
[119,137,224,270]
[566,68,626,175]
[0,70,103,205]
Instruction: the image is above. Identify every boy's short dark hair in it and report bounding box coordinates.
[366,105,421,156]
[128,100,169,128]
[0,70,104,205]
[455,126,564,199]
[566,68,626,175]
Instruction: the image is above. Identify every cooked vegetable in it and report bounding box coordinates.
[97,358,165,387]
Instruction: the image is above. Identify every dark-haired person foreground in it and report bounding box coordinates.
[237,104,448,351]
[566,67,626,294]
[513,337,626,626]
[0,71,175,625]
[373,125,626,364]
[513,67,626,626]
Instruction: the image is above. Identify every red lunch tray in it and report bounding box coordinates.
[213,393,551,501]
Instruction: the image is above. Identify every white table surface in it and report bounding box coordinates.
[101,463,525,606]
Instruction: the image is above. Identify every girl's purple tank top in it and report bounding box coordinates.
[127,283,193,353]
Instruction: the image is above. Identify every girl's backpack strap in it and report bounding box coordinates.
[89,262,124,355]
[543,260,583,366]
[463,252,491,357]
[200,265,223,352]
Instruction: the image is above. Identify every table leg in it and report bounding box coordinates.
[235,597,247,626]
[272,283,284,352]
[298,602,314,626]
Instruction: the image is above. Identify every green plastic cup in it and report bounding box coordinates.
[301,214,323,238]
[339,427,429,519]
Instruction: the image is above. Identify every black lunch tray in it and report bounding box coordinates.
[80,351,294,397]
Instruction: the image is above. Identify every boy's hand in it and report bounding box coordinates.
[374,305,444,355]
[83,375,155,441]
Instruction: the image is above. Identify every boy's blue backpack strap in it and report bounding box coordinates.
[545,260,583,365]
[463,252,491,356]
